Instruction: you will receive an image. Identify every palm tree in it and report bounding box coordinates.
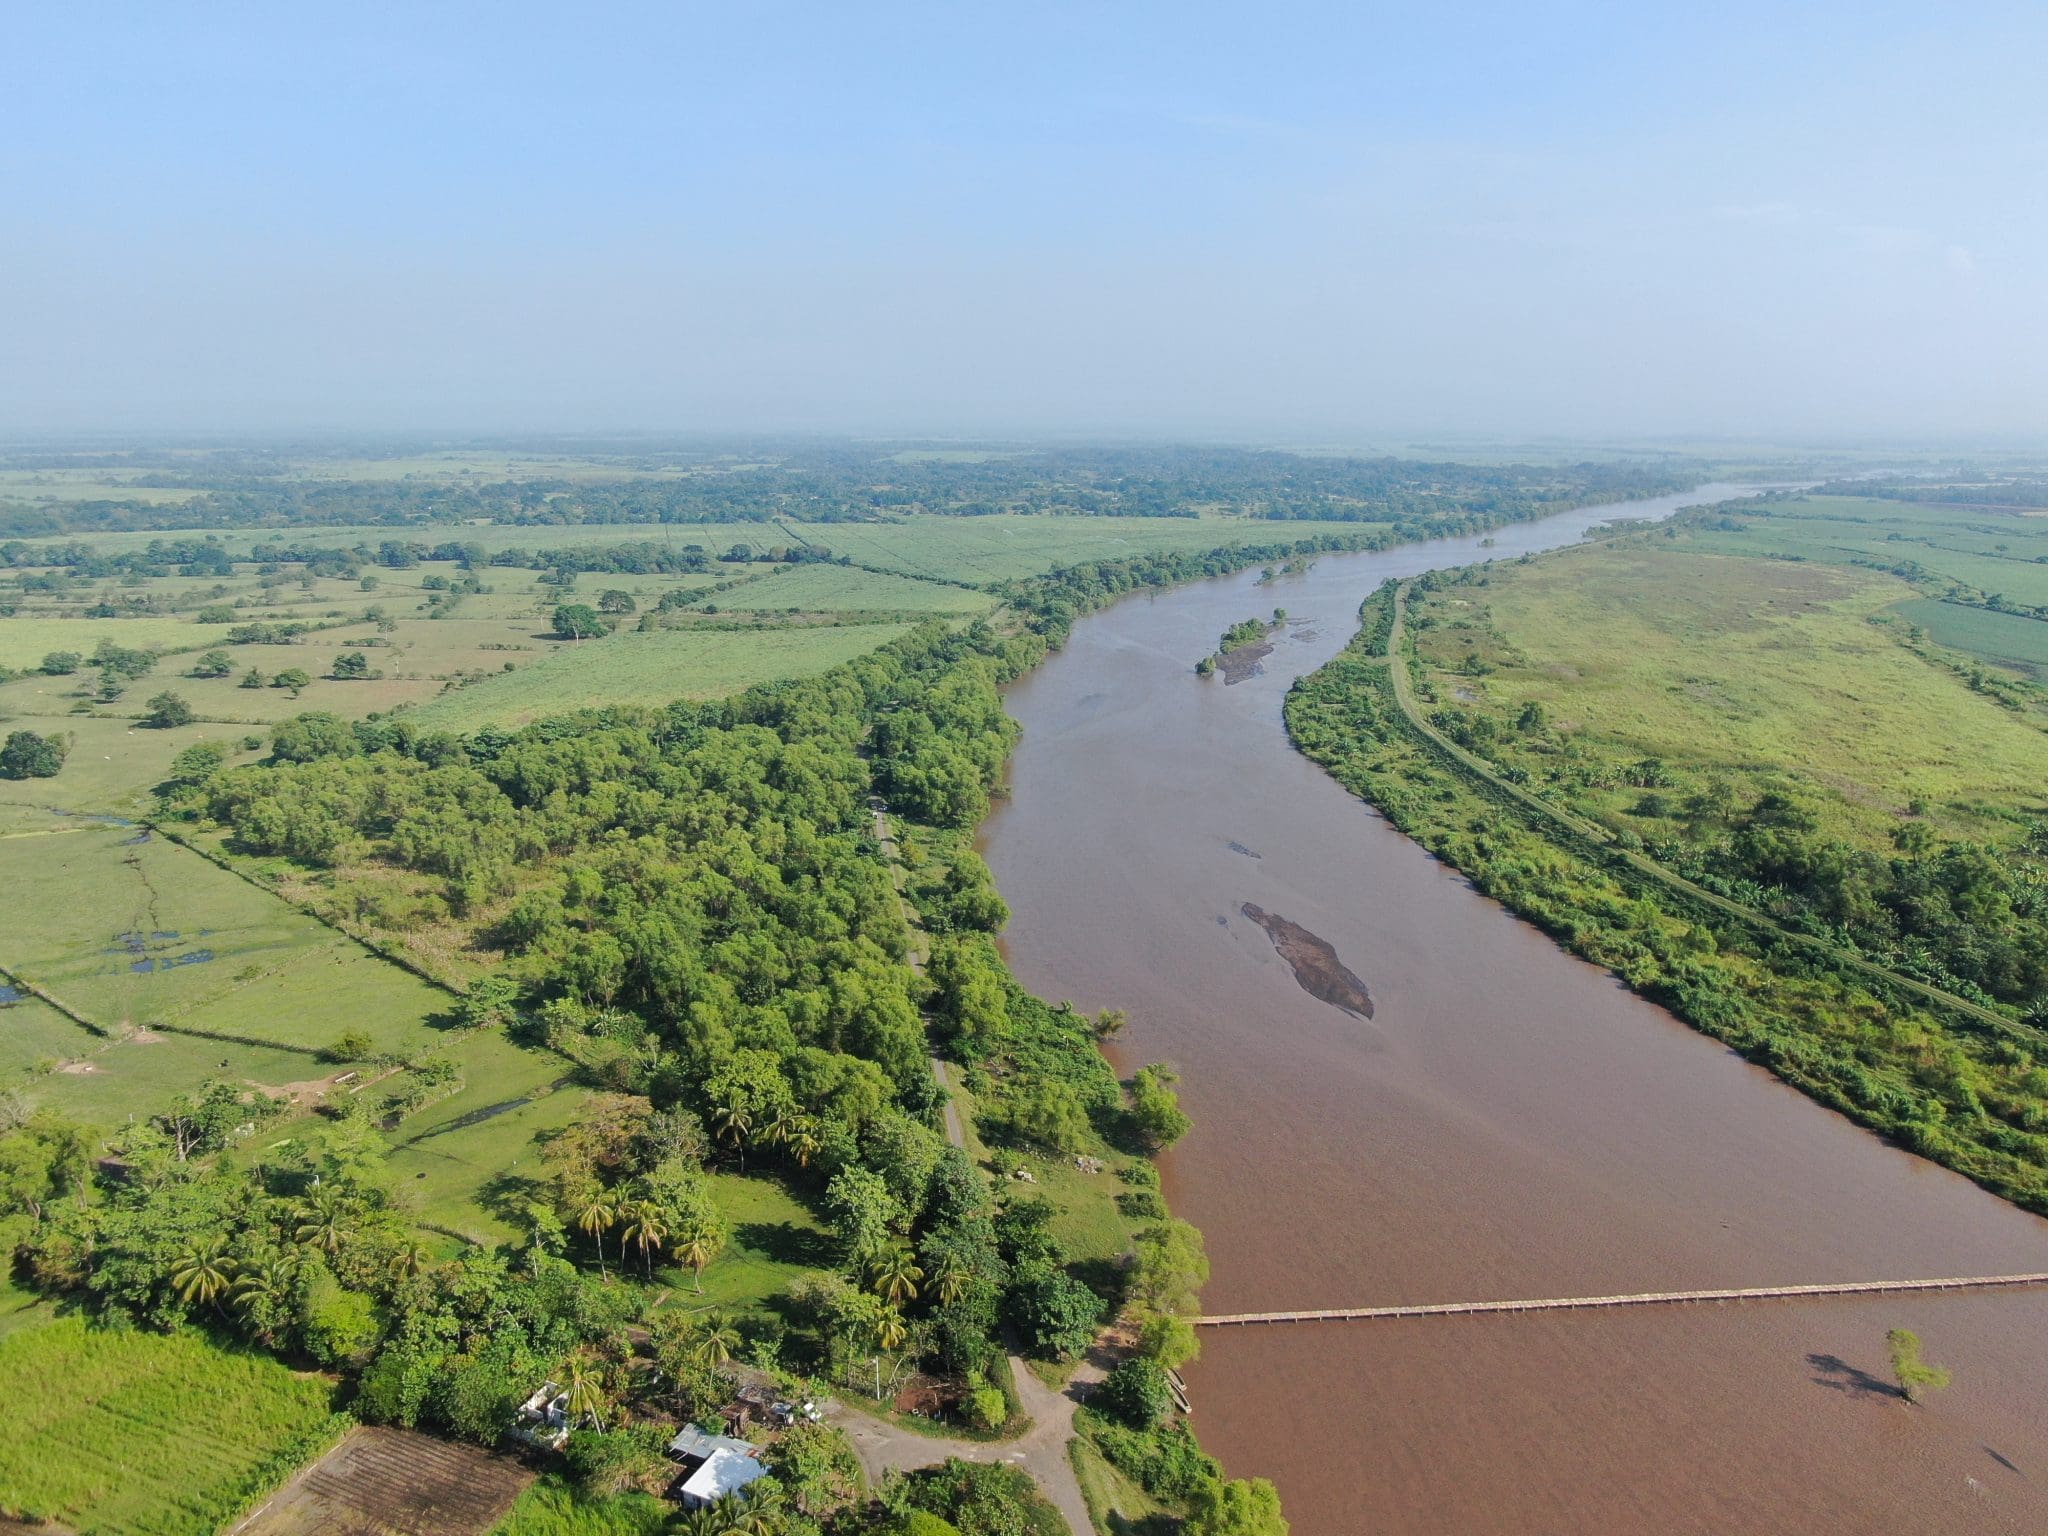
[388,1238,433,1282]
[873,1306,909,1354]
[674,1222,723,1293]
[574,1191,618,1277]
[293,1186,351,1255]
[170,1234,237,1308]
[673,1508,724,1536]
[715,1487,786,1536]
[563,1357,608,1431]
[692,1310,742,1368]
[620,1199,668,1280]
[229,1253,294,1343]
[930,1256,968,1307]
[868,1246,923,1306]
[783,1116,820,1170]
[710,1102,752,1168]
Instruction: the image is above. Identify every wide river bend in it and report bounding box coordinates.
[978,487,2048,1535]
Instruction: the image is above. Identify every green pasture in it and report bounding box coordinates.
[714,562,996,615]
[0,1314,337,1536]
[1414,540,2048,852]
[1894,598,2048,678]
[405,622,915,731]
[1696,494,2048,608]
[644,1172,835,1313]
[0,829,455,1115]
[0,615,213,668]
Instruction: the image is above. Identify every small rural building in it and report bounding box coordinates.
[510,1382,571,1452]
[666,1423,768,1509]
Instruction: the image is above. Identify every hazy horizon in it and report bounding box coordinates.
[5,3,2045,441]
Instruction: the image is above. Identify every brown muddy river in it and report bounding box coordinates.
[978,487,2048,1535]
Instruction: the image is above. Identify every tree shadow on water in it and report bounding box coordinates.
[1806,1352,1902,1401]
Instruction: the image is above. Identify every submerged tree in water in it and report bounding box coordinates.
[1886,1328,1951,1403]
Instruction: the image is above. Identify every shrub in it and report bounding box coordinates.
[1094,1358,1172,1428]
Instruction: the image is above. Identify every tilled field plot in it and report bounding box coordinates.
[233,1426,532,1536]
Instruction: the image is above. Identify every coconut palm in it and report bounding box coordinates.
[387,1237,434,1282]
[229,1253,294,1343]
[620,1199,669,1280]
[783,1119,821,1170]
[170,1233,237,1308]
[873,1306,909,1354]
[563,1357,608,1431]
[930,1256,968,1307]
[574,1190,618,1277]
[674,1221,724,1293]
[710,1102,752,1167]
[868,1245,923,1306]
[292,1186,352,1255]
[692,1310,742,1367]
[714,1487,786,1536]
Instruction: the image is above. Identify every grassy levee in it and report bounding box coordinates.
[1381,582,2031,1041]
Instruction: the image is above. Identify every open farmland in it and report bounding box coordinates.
[0,1316,339,1536]
[235,1425,533,1536]
[1894,596,2048,678]
[1694,493,2048,609]
[1410,539,2048,852]
[713,561,996,614]
[0,826,458,1121]
[404,622,915,731]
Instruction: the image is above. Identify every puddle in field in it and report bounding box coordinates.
[129,950,215,974]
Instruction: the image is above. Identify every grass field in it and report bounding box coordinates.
[0,1315,337,1536]
[1696,494,2048,608]
[1409,536,2048,853]
[1894,597,2048,678]
[488,1475,670,1536]
[644,1172,835,1314]
[0,615,216,668]
[405,622,915,731]
[0,827,457,1123]
[713,562,997,614]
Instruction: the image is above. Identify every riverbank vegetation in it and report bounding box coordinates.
[1287,492,2048,1214]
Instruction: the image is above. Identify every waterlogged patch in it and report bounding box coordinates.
[1239,903,1375,1019]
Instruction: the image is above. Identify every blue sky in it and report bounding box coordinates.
[4,2,2044,439]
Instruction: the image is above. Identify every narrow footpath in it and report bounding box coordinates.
[866,794,1099,1536]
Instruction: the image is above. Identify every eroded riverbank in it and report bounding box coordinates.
[979,487,2048,1535]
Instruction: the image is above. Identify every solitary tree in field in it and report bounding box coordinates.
[1887,1328,1952,1403]
[142,690,193,728]
[0,730,67,779]
[331,650,371,679]
[552,603,606,639]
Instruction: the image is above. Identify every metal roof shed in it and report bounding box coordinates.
[676,1446,770,1509]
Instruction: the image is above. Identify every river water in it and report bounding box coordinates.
[978,487,2048,1535]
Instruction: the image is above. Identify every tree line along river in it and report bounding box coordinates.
[977,487,2048,1536]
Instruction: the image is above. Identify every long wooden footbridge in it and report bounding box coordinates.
[1195,1272,2048,1327]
